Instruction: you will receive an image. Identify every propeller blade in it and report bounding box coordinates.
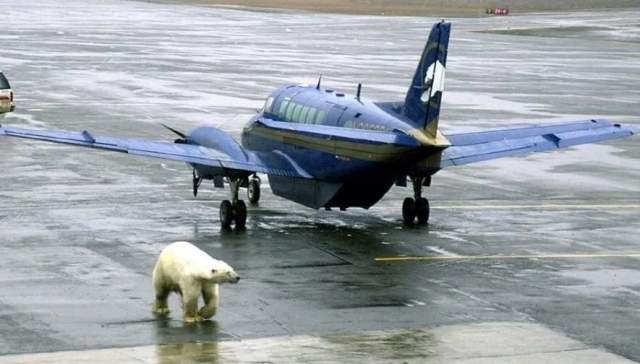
[160,123,187,139]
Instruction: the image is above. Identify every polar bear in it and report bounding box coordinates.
[152,241,240,322]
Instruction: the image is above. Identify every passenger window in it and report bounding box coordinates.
[315,110,326,124]
[306,108,317,124]
[292,104,303,122]
[344,120,354,128]
[278,99,290,118]
[299,106,310,123]
[264,97,274,113]
[285,102,296,122]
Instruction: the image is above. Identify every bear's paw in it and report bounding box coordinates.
[152,307,171,316]
[183,314,205,324]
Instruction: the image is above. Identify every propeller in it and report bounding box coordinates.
[161,123,188,144]
[160,123,201,197]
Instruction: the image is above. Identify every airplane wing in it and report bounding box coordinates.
[441,119,636,167]
[0,124,312,178]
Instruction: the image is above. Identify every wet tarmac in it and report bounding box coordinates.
[1,322,635,363]
[1,0,640,362]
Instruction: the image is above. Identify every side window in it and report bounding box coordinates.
[306,108,317,124]
[315,110,326,124]
[292,104,303,122]
[278,99,290,118]
[299,106,310,123]
[344,120,354,128]
[0,73,10,89]
[285,102,296,122]
[264,97,274,114]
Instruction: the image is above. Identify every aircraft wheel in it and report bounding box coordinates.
[416,197,430,225]
[233,200,247,229]
[402,197,416,225]
[220,200,233,229]
[247,178,260,205]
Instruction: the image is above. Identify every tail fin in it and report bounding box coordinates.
[403,21,451,141]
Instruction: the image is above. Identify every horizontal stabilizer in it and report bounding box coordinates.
[441,119,636,167]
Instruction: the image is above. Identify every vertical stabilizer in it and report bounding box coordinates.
[403,22,451,142]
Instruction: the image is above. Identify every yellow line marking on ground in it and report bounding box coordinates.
[431,204,640,210]
[375,253,640,262]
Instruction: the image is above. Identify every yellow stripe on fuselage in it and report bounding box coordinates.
[248,123,420,162]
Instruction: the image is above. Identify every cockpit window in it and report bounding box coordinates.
[299,106,310,123]
[278,99,290,118]
[285,102,296,122]
[0,73,10,89]
[292,104,303,122]
[305,108,317,124]
[264,97,274,114]
[315,110,326,124]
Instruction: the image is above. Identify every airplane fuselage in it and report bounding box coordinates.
[234,84,442,209]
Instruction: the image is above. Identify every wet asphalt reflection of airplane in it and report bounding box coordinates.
[0,22,637,229]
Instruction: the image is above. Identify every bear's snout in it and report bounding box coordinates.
[230,274,240,283]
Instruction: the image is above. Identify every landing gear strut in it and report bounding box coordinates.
[219,178,248,230]
[402,176,430,225]
[192,170,202,197]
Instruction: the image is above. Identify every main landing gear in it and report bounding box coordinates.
[247,176,261,205]
[402,176,430,225]
[218,175,261,230]
[192,169,262,229]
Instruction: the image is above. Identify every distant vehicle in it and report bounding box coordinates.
[487,7,509,15]
[0,72,15,114]
[0,22,636,229]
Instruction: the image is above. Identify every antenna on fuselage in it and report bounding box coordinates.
[356,83,362,101]
[316,75,322,90]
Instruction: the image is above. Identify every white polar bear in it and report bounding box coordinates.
[152,241,240,322]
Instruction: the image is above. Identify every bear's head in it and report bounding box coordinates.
[204,259,240,284]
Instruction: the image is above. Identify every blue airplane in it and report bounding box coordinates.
[0,22,636,229]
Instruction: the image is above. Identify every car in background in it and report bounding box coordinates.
[0,71,15,114]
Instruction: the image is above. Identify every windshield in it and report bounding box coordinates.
[0,73,10,89]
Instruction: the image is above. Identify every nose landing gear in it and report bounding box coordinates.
[402,176,430,225]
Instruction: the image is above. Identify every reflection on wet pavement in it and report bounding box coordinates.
[0,322,633,363]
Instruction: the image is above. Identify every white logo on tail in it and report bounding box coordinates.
[421,60,446,103]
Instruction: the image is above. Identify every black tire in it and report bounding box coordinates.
[219,200,233,229]
[416,197,430,225]
[248,178,260,205]
[402,197,416,225]
[233,200,247,229]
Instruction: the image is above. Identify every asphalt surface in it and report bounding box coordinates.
[1,0,639,362]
